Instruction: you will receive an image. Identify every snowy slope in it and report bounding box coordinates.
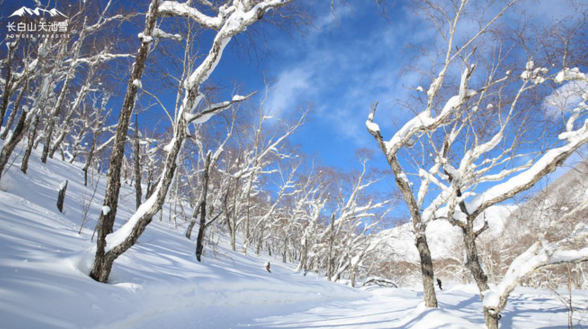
[0,141,363,328]
[383,206,516,262]
[1,140,585,329]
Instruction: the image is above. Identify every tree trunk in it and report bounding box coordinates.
[416,234,438,308]
[229,178,239,251]
[223,190,234,249]
[195,201,207,262]
[0,44,16,129]
[91,0,159,283]
[326,213,335,281]
[0,110,28,181]
[1,81,26,141]
[463,227,490,293]
[461,224,497,328]
[282,236,288,263]
[133,115,142,209]
[21,114,40,174]
[57,180,68,213]
[83,133,98,186]
[40,125,54,163]
[256,225,265,256]
[484,309,500,329]
[90,117,185,282]
[296,236,308,272]
[194,152,211,262]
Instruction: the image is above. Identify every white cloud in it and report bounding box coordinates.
[265,67,314,113]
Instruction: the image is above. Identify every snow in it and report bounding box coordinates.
[58,180,67,191]
[232,94,247,102]
[0,140,585,328]
[153,28,182,41]
[483,290,500,310]
[383,205,516,262]
[555,67,587,84]
[158,1,224,30]
[0,140,363,328]
[138,33,153,44]
[101,206,110,215]
[132,79,142,88]
[365,120,380,133]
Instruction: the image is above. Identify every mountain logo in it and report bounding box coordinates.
[9,6,67,18]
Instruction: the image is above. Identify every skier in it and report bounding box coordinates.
[437,278,443,290]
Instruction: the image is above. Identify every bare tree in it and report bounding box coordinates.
[368,0,588,325]
[89,0,299,283]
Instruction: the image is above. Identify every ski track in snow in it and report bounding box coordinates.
[1,139,587,328]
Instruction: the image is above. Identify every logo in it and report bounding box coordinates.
[5,3,69,40]
[9,6,67,18]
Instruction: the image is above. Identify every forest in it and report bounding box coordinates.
[1,0,588,328]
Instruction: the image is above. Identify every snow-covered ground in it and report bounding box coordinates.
[1,142,587,328]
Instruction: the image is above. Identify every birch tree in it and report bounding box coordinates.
[366,0,520,309]
[368,1,588,325]
[89,0,298,283]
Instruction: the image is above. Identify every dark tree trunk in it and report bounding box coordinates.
[57,180,68,213]
[223,189,234,248]
[21,114,40,174]
[194,152,212,262]
[40,125,54,163]
[90,0,159,283]
[133,115,142,209]
[1,81,27,140]
[195,201,207,262]
[416,234,438,308]
[0,110,28,181]
[0,43,16,129]
[326,213,335,281]
[83,133,98,187]
[90,117,186,282]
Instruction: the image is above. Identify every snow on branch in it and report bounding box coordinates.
[158,1,227,29]
[483,200,588,314]
[153,28,182,41]
[185,92,256,124]
[66,53,135,66]
[367,65,477,159]
[467,123,588,216]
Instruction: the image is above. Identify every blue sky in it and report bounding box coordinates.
[210,0,586,174]
[190,1,422,173]
[2,0,582,176]
[1,0,586,208]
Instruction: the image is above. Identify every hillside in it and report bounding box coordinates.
[0,141,362,328]
[1,140,587,328]
[383,205,516,263]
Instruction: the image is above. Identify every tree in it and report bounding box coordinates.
[89,0,299,283]
[366,0,523,309]
[368,0,588,325]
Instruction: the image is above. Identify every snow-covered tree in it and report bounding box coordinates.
[368,0,588,325]
[90,0,299,283]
